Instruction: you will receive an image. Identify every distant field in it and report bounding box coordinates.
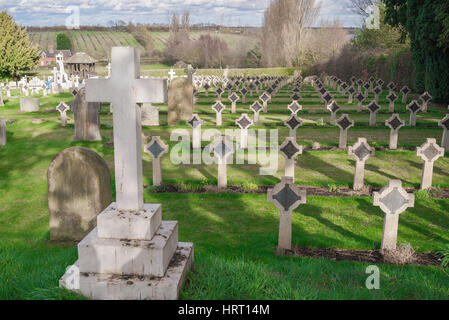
[28,30,258,61]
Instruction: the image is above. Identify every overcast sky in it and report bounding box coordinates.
[1,0,364,27]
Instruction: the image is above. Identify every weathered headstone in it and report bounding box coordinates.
[187,114,203,150]
[168,77,193,126]
[385,114,405,150]
[240,87,248,104]
[184,64,196,83]
[56,102,70,127]
[144,136,169,186]
[20,97,39,112]
[348,87,355,104]
[48,147,112,241]
[336,114,355,149]
[416,138,445,190]
[267,176,306,254]
[0,91,4,107]
[354,92,365,112]
[279,137,303,178]
[212,101,225,126]
[366,101,381,126]
[438,113,449,152]
[348,138,375,190]
[72,88,102,141]
[141,103,160,127]
[236,113,253,149]
[373,180,415,251]
[0,118,6,146]
[216,87,224,100]
[406,100,421,127]
[373,86,382,103]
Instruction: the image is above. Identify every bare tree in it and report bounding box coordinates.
[261,0,321,67]
[349,0,378,17]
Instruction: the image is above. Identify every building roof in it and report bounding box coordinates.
[41,50,72,58]
[65,52,97,64]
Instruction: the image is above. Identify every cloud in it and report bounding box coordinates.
[0,0,362,27]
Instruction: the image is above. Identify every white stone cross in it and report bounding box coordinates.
[144,136,169,186]
[348,138,375,191]
[373,180,414,251]
[416,138,445,190]
[187,114,204,150]
[168,69,176,81]
[236,113,253,149]
[267,176,306,254]
[336,114,355,149]
[228,92,240,114]
[250,101,263,123]
[212,136,234,190]
[406,100,421,127]
[284,114,303,139]
[279,137,303,178]
[326,100,340,125]
[212,101,225,126]
[86,47,167,211]
[385,114,405,150]
[420,92,432,112]
[366,101,381,126]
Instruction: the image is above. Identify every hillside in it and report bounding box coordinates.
[28,30,259,62]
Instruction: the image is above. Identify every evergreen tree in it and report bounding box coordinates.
[0,11,40,78]
[56,32,72,51]
[384,0,449,102]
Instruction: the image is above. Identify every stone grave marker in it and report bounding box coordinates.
[327,100,341,125]
[212,101,226,126]
[284,114,303,139]
[377,79,385,88]
[366,101,381,126]
[336,114,355,149]
[259,92,271,113]
[416,138,445,190]
[406,100,421,127]
[20,97,39,112]
[72,87,102,141]
[385,114,405,150]
[0,91,4,107]
[387,82,396,95]
[267,176,306,253]
[141,103,160,126]
[291,92,301,102]
[348,87,355,104]
[0,118,6,146]
[373,180,415,251]
[401,86,410,104]
[187,114,204,150]
[322,92,333,107]
[203,82,211,97]
[387,92,398,113]
[363,82,371,97]
[56,101,70,127]
[373,86,382,103]
[61,48,192,299]
[240,87,248,104]
[212,136,234,190]
[216,87,224,100]
[184,64,196,83]
[236,113,253,149]
[228,92,240,114]
[348,138,375,190]
[356,79,364,92]
[48,147,112,241]
[288,101,302,115]
[168,68,176,81]
[420,92,432,112]
[438,113,449,152]
[354,92,365,112]
[144,136,169,186]
[279,137,303,178]
[250,101,263,123]
[168,77,193,126]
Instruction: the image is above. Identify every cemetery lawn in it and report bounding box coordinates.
[1,84,448,300]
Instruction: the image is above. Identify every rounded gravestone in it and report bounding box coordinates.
[47,147,112,241]
[20,98,40,112]
[167,77,193,126]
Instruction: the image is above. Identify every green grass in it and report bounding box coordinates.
[0,79,448,300]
